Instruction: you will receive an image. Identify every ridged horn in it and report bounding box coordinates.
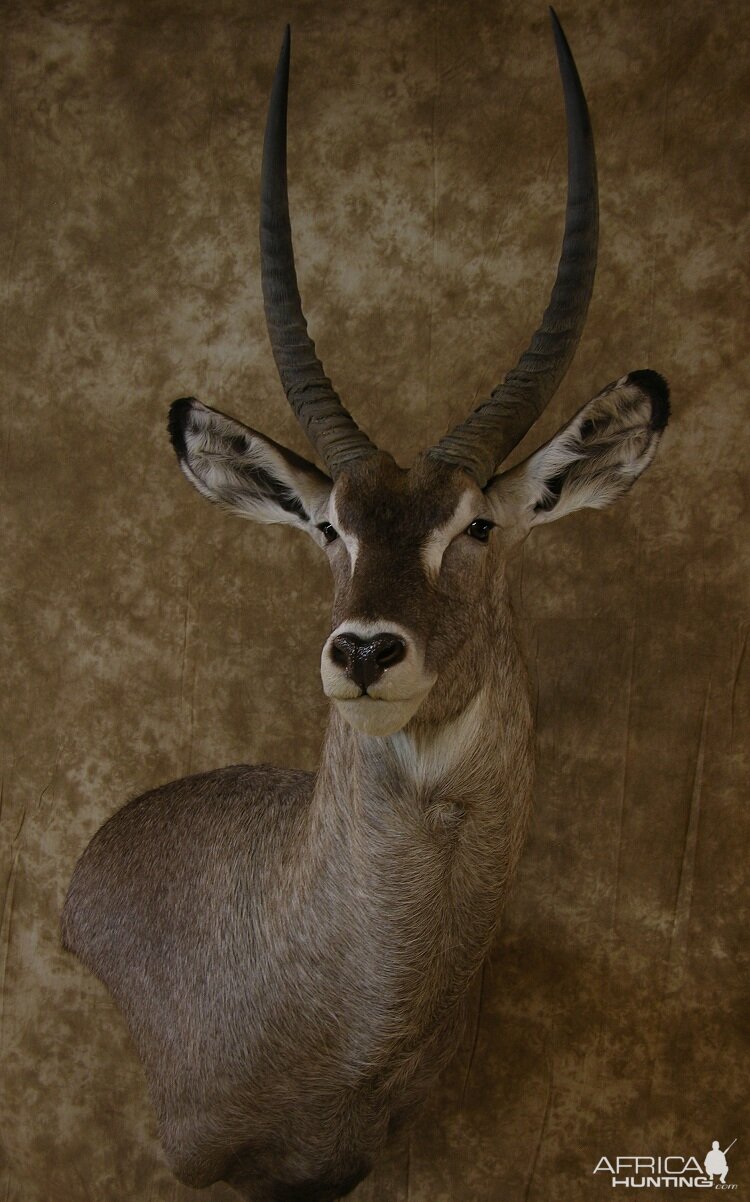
[426,8,599,486]
[260,26,378,477]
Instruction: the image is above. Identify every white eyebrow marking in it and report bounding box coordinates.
[421,490,478,576]
[329,491,360,570]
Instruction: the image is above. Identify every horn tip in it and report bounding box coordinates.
[277,24,291,62]
[548,7,570,53]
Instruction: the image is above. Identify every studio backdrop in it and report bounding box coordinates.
[1,0,747,1198]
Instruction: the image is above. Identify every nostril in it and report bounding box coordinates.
[331,635,355,670]
[374,636,406,669]
[329,631,408,691]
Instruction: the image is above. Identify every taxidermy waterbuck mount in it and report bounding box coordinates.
[62,10,669,1202]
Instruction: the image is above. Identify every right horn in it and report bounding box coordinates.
[426,8,599,487]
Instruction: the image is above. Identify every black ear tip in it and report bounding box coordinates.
[168,397,197,459]
[627,369,670,431]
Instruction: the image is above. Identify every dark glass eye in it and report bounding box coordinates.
[318,522,338,544]
[466,518,495,543]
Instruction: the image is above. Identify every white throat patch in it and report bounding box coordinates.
[385,688,490,790]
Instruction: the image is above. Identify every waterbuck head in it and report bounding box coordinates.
[169,14,669,739]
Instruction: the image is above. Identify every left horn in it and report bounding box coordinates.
[260,26,378,477]
[426,8,599,487]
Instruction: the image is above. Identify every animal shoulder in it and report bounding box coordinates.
[61,763,315,969]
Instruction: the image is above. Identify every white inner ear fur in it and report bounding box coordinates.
[180,401,331,529]
[486,377,665,530]
[421,489,478,576]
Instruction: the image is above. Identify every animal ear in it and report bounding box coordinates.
[168,398,332,529]
[485,371,670,530]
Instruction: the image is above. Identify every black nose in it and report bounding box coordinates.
[330,633,406,692]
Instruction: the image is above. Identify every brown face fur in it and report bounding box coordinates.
[171,372,669,738]
[324,451,507,727]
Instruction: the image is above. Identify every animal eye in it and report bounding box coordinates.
[466,519,495,543]
[318,522,339,544]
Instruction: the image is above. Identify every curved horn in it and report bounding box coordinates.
[260,26,378,477]
[427,8,599,487]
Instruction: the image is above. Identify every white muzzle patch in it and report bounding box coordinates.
[320,619,436,737]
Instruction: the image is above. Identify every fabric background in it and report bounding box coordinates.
[1,0,747,1198]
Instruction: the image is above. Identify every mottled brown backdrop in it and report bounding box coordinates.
[1,0,748,1198]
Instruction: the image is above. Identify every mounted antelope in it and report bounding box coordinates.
[62,11,669,1202]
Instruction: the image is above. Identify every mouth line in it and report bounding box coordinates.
[326,683,437,737]
[331,690,430,706]
[324,674,438,705]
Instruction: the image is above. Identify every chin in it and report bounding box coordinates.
[333,695,426,737]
